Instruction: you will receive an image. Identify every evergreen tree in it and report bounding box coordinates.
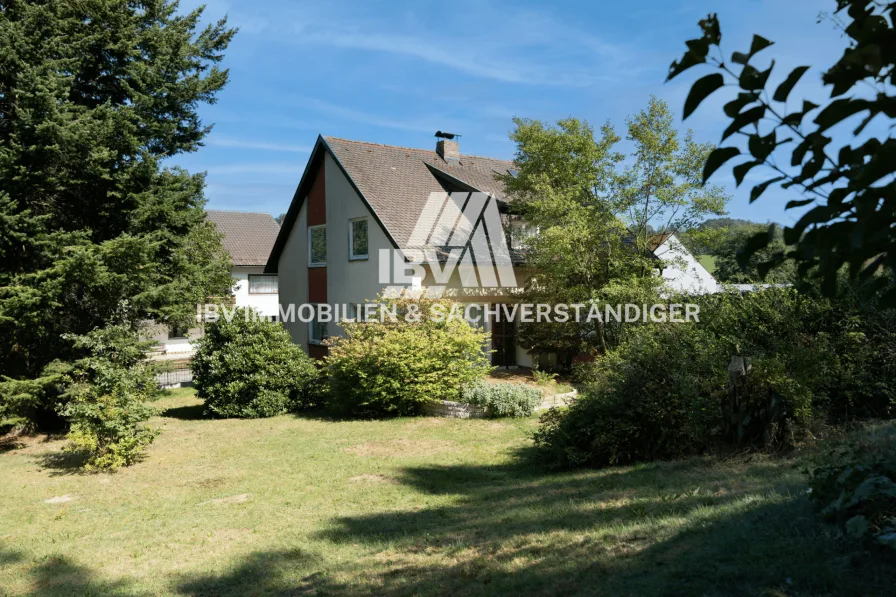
[0,0,235,427]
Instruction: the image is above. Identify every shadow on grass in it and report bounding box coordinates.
[175,548,323,597]
[0,434,25,452]
[34,449,91,476]
[160,402,207,420]
[171,451,896,597]
[2,547,146,597]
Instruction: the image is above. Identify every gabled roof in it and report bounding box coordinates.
[647,232,675,252]
[266,135,516,272]
[206,209,280,267]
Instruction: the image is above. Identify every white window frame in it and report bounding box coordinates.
[308,225,326,267]
[349,217,369,261]
[247,274,279,295]
[308,307,328,345]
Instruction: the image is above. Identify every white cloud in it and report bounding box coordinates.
[204,163,305,176]
[206,136,311,153]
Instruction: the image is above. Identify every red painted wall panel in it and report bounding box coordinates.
[308,344,329,360]
[308,267,327,304]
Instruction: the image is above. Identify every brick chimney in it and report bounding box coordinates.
[435,132,460,164]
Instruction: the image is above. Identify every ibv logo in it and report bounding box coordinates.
[379,191,518,297]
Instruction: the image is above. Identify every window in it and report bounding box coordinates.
[169,324,189,339]
[308,307,329,345]
[248,274,278,294]
[349,218,368,260]
[309,225,326,266]
[510,220,538,250]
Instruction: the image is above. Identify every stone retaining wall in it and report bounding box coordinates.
[421,389,578,419]
[535,389,578,411]
[420,400,488,419]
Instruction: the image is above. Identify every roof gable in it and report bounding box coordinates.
[266,135,516,272]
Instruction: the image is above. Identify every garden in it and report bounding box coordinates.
[2,385,895,596]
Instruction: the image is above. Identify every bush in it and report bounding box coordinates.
[807,424,896,549]
[193,308,320,418]
[534,285,896,469]
[534,322,724,468]
[326,297,492,417]
[60,325,160,471]
[460,380,542,418]
[531,368,558,386]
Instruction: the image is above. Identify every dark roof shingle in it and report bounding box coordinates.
[206,210,280,266]
[323,136,515,247]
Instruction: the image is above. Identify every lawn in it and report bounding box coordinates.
[697,254,717,274]
[2,389,894,596]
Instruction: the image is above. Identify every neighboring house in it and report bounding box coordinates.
[649,233,719,295]
[152,210,281,354]
[266,134,718,365]
[206,209,281,319]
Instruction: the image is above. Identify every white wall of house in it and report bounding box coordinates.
[152,267,279,354]
[324,152,399,336]
[654,234,719,295]
[231,266,280,318]
[278,197,309,347]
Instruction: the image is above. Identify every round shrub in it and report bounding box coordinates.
[326,298,492,417]
[193,308,320,418]
[533,322,725,468]
[459,380,542,418]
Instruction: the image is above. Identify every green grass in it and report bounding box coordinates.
[697,254,718,274]
[2,388,894,596]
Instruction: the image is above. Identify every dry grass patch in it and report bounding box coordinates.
[348,474,397,484]
[345,439,458,458]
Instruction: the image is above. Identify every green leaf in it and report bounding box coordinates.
[749,34,774,56]
[737,228,774,268]
[731,51,749,65]
[814,98,872,132]
[684,74,725,119]
[699,14,721,44]
[748,131,777,161]
[750,176,786,203]
[846,515,869,539]
[786,198,814,209]
[702,147,741,184]
[722,106,766,140]
[733,160,762,186]
[773,66,809,102]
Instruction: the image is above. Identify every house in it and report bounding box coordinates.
[649,232,719,295]
[152,209,281,354]
[266,134,717,365]
[205,209,281,319]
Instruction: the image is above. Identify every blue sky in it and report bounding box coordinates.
[173,0,844,226]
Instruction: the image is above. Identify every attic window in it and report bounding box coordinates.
[349,218,368,260]
[508,169,519,178]
[309,225,326,267]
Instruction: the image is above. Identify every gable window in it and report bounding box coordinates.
[349,218,369,260]
[248,274,278,294]
[308,306,329,345]
[309,225,326,266]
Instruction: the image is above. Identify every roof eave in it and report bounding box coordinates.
[264,136,328,274]
[265,135,402,273]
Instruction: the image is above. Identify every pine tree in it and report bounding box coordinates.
[0,0,236,427]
